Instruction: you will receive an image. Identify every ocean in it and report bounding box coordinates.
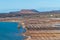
[0,22,25,40]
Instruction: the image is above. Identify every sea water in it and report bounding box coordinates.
[0,22,25,40]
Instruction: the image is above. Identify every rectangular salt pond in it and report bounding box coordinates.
[0,22,24,40]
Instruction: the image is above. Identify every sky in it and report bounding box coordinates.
[0,0,60,13]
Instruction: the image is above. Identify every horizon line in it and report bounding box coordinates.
[0,9,60,13]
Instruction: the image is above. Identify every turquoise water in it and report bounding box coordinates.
[0,22,25,40]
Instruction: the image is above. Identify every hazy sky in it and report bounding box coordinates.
[0,0,60,13]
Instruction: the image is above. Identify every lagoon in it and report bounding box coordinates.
[0,22,25,40]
